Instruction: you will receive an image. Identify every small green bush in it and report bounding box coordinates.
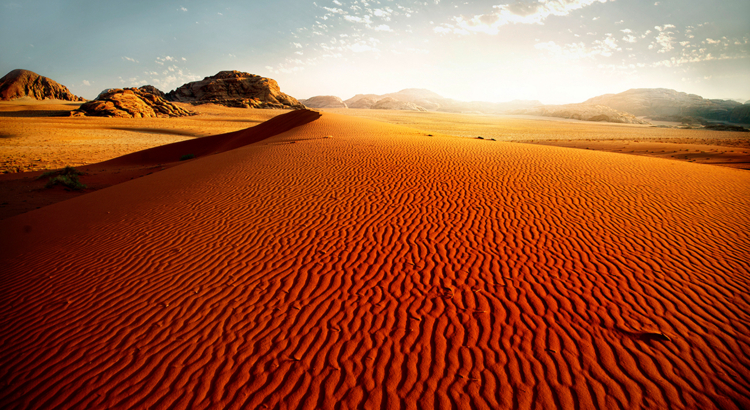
[180,154,195,161]
[40,166,87,190]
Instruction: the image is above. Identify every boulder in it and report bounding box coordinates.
[71,88,193,118]
[0,69,84,101]
[165,70,304,109]
[300,95,347,108]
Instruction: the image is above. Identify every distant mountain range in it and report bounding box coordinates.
[301,88,542,114]
[584,88,750,124]
[2,68,748,125]
[303,87,750,125]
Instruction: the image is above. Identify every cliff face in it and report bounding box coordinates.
[585,88,745,123]
[165,71,304,109]
[71,88,193,118]
[0,69,84,101]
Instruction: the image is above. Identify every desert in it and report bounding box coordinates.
[1,97,750,409]
[2,0,750,408]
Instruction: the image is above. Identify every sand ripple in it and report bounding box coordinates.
[1,113,748,409]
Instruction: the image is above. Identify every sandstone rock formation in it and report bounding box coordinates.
[300,95,347,108]
[0,69,84,101]
[371,97,427,111]
[585,88,746,124]
[138,85,165,99]
[517,104,650,124]
[165,71,304,109]
[71,88,193,118]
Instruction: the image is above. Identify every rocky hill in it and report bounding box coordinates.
[71,88,193,118]
[300,95,347,108]
[585,88,749,124]
[371,97,427,111]
[0,69,84,101]
[348,97,378,109]
[516,104,650,124]
[344,89,541,114]
[165,71,304,109]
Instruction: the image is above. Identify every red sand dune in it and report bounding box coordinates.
[1,113,749,409]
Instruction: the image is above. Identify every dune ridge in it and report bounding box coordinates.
[1,113,749,409]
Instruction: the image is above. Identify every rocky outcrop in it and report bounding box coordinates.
[165,71,304,109]
[0,69,84,101]
[344,88,541,114]
[138,85,165,99]
[71,88,193,118]
[516,104,650,124]
[585,88,745,124]
[371,97,427,111]
[300,95,347,108]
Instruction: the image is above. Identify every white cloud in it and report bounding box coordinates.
[435,0,610,35]
[344,14,372,25]
[650,27,676,53]
[82,80,90,86]
[373,24,393,32]
[535,33,620,59]
[122,56,139,63]
[179,6,187,12]
[293,42,303,48]
[373,8,393,20]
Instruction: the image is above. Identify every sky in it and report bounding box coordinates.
[1,0,748,104]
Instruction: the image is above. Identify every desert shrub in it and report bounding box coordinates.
[41,166,87,190]
[46,175,87,190]
[180,154,195,161]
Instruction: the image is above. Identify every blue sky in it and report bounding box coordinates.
[1,0,748,103]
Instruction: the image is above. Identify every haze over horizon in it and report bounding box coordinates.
[1,0,748,104]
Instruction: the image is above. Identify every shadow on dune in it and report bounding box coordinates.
[0,110,72,117]
[0,109,322,220]
[106,127,202,137]
[99,109,322,167]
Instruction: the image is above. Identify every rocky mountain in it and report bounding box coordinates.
[730,104,750,124]
[300,95,347,108]
[371,97,427,111]
[344,88,541,114]
[348,97,378,109]
[71,88,193,118]
[0,69,84,101]
[515,104,650,124]
[165,71,304,109]
[585,88,749,124]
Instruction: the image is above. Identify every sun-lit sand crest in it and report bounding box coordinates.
[1,112,748,409]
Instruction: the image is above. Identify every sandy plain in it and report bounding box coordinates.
[0,104,749,409]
